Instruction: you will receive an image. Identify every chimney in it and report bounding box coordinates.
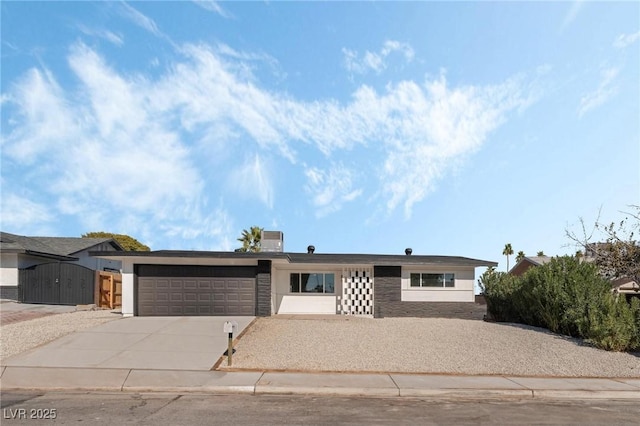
[405,248,412,255]
[307,245,315,254]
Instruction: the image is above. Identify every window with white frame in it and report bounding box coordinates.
[290,273,335,293]
[410,273,455,288]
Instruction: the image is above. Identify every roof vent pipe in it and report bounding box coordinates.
[307,245,315,254]
[405,248,412,255]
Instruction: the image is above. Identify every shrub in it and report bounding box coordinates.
[478,267,521,322]
[586,293,640,351]
[480,256,640,351]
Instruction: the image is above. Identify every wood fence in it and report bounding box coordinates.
[96,271,122,309]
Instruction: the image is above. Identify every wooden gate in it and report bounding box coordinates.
[19,263,95,305]
[97,271,122,309]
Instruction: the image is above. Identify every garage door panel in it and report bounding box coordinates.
[239,293,254,302]
[239,281,254,290]
[183,293,198,302]
[198,293,212,302]
[198,280,212,290]
[136,266,256,316]
[182,280,196,289]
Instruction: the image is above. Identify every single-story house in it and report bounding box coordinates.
[0,232,123,303]
[508,255,552,276]
[91,233,496,319]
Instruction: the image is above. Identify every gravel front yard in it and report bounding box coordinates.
[223,317,640,377]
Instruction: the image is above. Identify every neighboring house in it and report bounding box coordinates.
[509,252,639,299]
[508,256,552,276]
[92,232,497,319]
[611,277,640,298]
[0,232,123,302]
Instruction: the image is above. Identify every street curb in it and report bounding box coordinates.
[254,386,400,397]
[398,389,534,399]
[1,367,639,401]
[532,390,640,400]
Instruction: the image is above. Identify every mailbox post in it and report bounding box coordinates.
[223,321,237,366]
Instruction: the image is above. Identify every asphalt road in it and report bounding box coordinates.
[2,392,639,425]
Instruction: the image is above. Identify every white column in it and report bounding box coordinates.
[121,260,135,317]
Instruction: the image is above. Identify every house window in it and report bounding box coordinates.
[290,273,335,293]
[410,273,455,288]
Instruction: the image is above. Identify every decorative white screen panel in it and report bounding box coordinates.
[340,267,374,316]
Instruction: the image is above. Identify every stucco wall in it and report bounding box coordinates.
[121,260,135,317]
[273,265,341,314]
[1,253,18,287]
[400,267,475,302]
[0,253,19,299]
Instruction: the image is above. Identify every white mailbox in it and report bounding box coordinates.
[223,321,238,334]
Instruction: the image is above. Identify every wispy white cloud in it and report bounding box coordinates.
[120,2,162,37]
[0,193,54,231]
[192,0,233,19]
[343,40,414,75]
[578,66,619,118]
[378,71,529,216]
[613,31,640,49]
[2,40,533,237]
[76,24,124,46]
[304,165,362,217]
[2,68,77,164]
[561,0,584,31]
[229,154,274,209]
[2,42,216,245]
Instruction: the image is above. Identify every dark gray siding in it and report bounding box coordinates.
[256,260,271,316]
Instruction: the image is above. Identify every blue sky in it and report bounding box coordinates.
[1,1,638,270]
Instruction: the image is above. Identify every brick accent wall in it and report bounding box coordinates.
[373,266,401,318]
[374,301,486,320]
[256,260,272,317]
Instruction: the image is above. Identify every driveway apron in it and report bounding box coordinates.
[2,316,255,371]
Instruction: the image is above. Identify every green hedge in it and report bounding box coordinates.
[479,256,640,352]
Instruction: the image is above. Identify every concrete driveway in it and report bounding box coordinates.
[3,316,255,371]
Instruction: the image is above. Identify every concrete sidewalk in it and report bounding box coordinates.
[1,367,639,400]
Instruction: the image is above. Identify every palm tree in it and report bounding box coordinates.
[537,250,545,256]
[237,226,263,252]
[503,243,514,271]
[516,251,525,263]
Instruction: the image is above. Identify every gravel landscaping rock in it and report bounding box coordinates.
[0,309,121,363]
[224,317,640,377]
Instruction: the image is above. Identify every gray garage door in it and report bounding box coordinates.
[136,265,256,316]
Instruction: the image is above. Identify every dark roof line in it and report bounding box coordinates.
[89,249,497,267]
[1,232,123,258]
